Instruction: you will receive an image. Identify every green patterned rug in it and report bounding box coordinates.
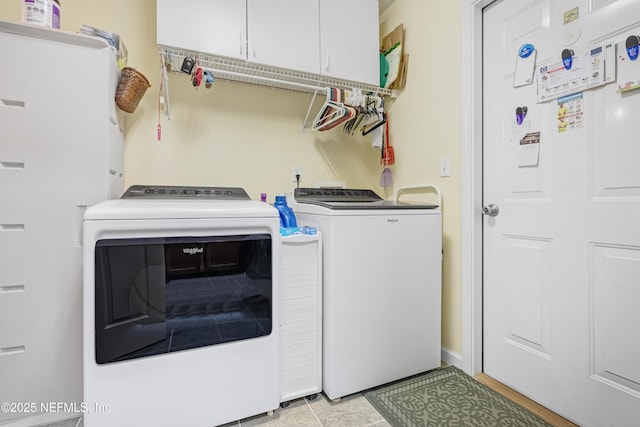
[363,366,553,427]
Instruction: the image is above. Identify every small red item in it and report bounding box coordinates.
[194,67,203,87]
[381,114,395,166]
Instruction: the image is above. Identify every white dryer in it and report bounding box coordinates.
[83,186,280,427]
[291,186,442,400]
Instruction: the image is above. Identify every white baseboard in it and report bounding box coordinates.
[441,347,463,369]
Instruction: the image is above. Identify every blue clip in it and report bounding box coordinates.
[203,70,215,89]
[516,106,528,125]
[518,44,535,59]
[562,49,574,71]
[626,35,640,61]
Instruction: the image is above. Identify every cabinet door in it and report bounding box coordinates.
[247,0,320,74]
[157,0,247,60]
[0,25,120,424]
[320,0,380,85]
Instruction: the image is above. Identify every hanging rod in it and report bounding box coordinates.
[159,46,397,97]
[200,66,326,93]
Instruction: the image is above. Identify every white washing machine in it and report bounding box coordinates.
[83,186,280,427]
[291,186,442,400]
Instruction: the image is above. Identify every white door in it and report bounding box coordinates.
[483,1,640,425]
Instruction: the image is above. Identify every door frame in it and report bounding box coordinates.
[461,0,494,376]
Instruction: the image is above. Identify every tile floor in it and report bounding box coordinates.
[43,418,82,427]
[41,392,390,427]
[227,393,390,427]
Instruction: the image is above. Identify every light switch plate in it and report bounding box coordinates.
[440,156,451,177]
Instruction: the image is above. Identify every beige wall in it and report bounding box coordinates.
[380,1,462,356]
[0,0,463,356]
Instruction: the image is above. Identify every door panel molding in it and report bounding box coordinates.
[591,243,640,396]
[504,236,552,356]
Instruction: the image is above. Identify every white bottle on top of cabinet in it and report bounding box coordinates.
[320,0,380,86]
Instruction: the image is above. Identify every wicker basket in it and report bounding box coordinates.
[115,67,151,113]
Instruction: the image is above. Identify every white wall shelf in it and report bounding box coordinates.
[160,47,397,97]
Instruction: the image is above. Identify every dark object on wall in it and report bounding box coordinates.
[626,35,640,61]
[562,49,574,70]
[181,56,195,73]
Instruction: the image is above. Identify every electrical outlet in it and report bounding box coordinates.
[291,166,302,182]
[440,157,451,177]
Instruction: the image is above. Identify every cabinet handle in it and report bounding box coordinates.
[324,53,330,72]
[239,33,243,56]
[252,38,256,59]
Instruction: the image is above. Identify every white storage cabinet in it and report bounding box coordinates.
[320,0,380,85]
[247,0,320,73]
[157,0,380,85]
[157,0,320,74]
[0,22,124,425]
[157,0,247,60]
[279,233,322,404]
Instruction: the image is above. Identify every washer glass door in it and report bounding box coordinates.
[94,234,273,364]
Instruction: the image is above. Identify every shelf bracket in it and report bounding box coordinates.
[301,85,323,131]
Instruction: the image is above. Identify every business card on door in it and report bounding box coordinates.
[518,132,540,167]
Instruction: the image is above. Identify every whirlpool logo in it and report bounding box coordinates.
[183,247,204,255]
[387,218,400,224]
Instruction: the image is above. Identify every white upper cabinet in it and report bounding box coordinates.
[157,0,380,86]
[320,0,380,85]
[247,0,320,74]
[157,0,247,60]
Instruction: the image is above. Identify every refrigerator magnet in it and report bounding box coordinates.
[626,35,640,61]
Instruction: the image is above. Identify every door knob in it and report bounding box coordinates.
[482,204,500,217]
